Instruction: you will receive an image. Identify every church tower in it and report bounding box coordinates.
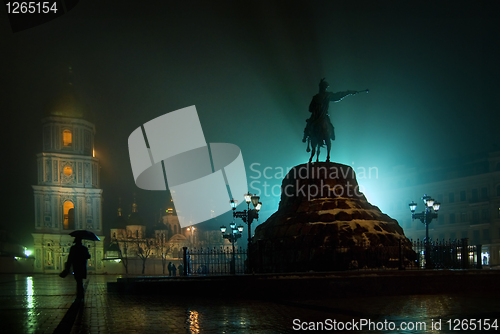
[32,68,105,273]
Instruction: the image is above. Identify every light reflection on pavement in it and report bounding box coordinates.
[0,274,497,333]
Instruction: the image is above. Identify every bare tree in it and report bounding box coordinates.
[117,240,130,274]
[156,232,172,275]
[135,236,153,274]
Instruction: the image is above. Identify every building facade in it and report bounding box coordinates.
[381,151,500,266]
[32,84,105,273]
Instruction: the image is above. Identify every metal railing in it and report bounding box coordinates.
[251,238,481,273]
[183,247,247,275]
[181,239,481,275]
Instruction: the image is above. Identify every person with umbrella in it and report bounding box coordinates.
[61,230,98,300]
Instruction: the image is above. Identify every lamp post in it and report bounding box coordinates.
[230,193,262,273]
[186,226,196,244]
[230,193,262,248]
[220,222,244,274]
[409,194,441,269]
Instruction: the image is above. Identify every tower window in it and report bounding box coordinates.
[63,130,72,146]
[63,166,73,176]
[63,201,75,230]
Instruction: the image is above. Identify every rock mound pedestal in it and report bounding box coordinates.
[251,162,413,272]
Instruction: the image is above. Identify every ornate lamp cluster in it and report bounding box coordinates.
[230,192,262,244]
[220,219,244,275]
[220,192,262,274]
[409,194,441,269]
[220,222,244,243]
[220,192,262,246]
[409,194,441,243]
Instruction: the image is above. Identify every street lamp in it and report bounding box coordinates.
[220,221,244,274]
[186,226,196,244]
[231,193,262,273]
[409,194,441,268]
[231,192,262,247]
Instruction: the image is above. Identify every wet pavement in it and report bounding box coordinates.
[0,273,499,333]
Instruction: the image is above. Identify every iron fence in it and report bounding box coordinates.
[410,239,480,270]
[251,238,481,273]
[181,239,481,275]
[183,247,247,275]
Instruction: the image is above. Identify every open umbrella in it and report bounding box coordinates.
[69,230,100,241]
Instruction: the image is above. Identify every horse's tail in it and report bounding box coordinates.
[306,137,311,152]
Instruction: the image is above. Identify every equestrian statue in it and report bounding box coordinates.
[303,78,368,163]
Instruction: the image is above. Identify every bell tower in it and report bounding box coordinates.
[32,67,105,273]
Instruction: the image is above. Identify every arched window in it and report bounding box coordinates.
[63,201,75,230]
[63,130,72,146]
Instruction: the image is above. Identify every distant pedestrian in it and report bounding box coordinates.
[172,263,177,277]
[62,238,90,300]
[178,264,184,276]
[168,262,173,276]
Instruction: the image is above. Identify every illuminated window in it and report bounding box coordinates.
[46,250,53,266]
[63,130,72,146]
[63,166,73,176]
[63,201,75,230]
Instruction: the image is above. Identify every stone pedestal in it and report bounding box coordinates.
[251,162,414,272]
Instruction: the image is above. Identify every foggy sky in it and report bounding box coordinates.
[1,0,499,247]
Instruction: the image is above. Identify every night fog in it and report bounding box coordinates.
[1,0,499,247]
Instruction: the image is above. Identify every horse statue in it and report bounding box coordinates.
[302,115,335,163]
[302,78,368,163]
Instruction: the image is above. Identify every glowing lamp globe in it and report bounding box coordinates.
[244,193,252,204]
[251,196,260,208]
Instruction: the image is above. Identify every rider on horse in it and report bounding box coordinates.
[303,78,367,162]
[303,78,360,144]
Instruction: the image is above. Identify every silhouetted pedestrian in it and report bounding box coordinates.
[172,263,177,277]
[178,264,184,276]
[168,262,173,276]
[65,238,90,300]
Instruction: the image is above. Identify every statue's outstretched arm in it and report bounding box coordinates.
[331,89,368,102]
